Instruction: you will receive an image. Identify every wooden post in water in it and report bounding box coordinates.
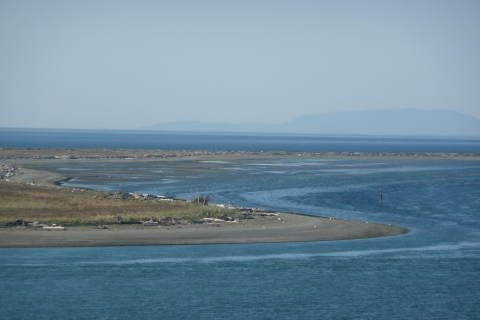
[380,188,383,205]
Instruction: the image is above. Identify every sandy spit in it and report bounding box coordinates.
[1,154,409,247]
[0,213,408,248]
[6,167,67,186]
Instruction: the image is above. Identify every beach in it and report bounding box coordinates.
[0,213,407,248]
[0,149,413,247]
[2,145,478,319]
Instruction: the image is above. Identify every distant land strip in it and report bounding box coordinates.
[0,148,479,161]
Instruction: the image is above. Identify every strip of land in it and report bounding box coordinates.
[0,213,407,248]
[0,149,413,247]
[1,147,479,161]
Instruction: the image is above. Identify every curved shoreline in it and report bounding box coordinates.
[1,157,409,248]
[4,167,68,186]
[0,213,408,248]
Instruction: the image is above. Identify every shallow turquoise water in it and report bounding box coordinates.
[2,159,479,319]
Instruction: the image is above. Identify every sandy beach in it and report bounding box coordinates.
[0,150,411,247]
[5,167,67,186]
[0,213,407,248]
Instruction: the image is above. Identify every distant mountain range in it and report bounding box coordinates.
[141,109,480,137]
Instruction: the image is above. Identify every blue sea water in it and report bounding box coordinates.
[1,129,480,319]
[1,127,480,153]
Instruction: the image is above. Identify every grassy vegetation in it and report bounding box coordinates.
[0,181,237,226]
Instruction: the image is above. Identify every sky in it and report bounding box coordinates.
[1,0,479,130]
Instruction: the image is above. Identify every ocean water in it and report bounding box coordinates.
[1,127,480,153]
[1,130,480,319]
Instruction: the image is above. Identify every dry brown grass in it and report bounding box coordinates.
[0,181,236,225]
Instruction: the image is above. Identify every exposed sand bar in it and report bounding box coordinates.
[1,150,411,247]
[3,148,478,186]
[6,167,67,186]
[1,148,479,162]
[0,213,408,248]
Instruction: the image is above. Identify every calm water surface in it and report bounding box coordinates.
[1,127,480,152]
[1,130,479,319]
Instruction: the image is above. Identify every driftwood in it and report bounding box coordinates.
[6,219,28,226]
[193,195,210,205]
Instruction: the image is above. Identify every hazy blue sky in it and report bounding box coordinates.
[1,0,479,129]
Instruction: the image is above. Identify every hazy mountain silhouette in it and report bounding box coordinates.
[142,109,480,136]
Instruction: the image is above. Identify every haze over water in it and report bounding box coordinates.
[1,130,479,319]
[1,128,480,153]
